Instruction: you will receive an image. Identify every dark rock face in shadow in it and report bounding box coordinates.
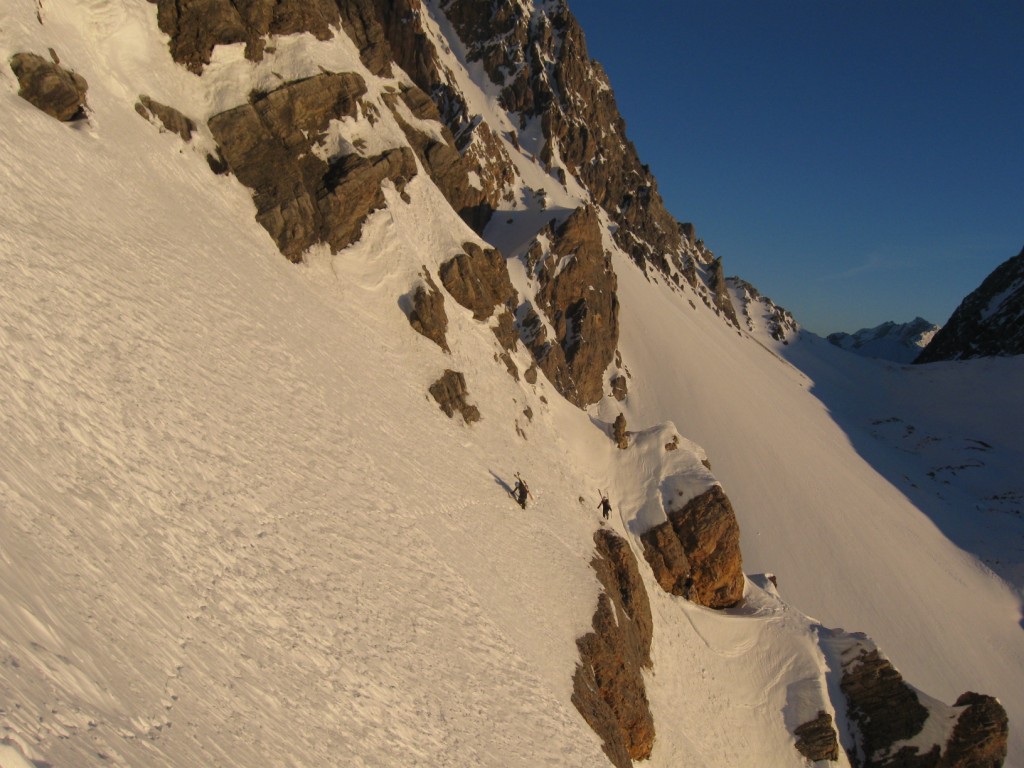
[573,529,655,768]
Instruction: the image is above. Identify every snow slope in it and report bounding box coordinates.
[2,0,1022,766]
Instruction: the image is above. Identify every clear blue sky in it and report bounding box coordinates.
[570,1,1023,335]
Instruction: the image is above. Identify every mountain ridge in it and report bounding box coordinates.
[1,1,1020,766]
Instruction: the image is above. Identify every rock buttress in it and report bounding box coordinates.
[573,529,655,767]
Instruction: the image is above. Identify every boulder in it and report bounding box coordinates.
[640,485,744,608]
[610,374,628,402]
[9,51,88,122]
[135,95,196,141]
[429,370,480,424]
[573,530,655,768]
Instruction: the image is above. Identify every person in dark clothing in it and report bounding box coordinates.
[598,494,612,520]
[513,475,530,509]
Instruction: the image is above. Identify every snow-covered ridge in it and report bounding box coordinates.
[826,317,938,364]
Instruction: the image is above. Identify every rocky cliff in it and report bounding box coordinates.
[915,246,1024,363]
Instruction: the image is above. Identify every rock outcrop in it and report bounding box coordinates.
[794,711,840,762]
[640,485,744,608]
[428,370,480,424]
[610,375,628,402]
[943,692,1009,768]
[147,0,341,72]
[524,206,619,407]
[135,95,196,141]
[573,529,655,768]
[404,272,450,353]
[915,245,1024,363]
[208,73,416,261]
[837,643,1008,768]
[439,0,683,273]
[9,51,88,122]
[708,257,740,329]
[384,85,492,231]
[730,276,799,344]
[439,243,518,349]
[613,413,629,449]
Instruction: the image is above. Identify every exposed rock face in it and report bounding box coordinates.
[135,95,195,141]
[9,51,88,122]
[208,73,416,261]
[915,245,1024,363]
[573,529,655,768]
[838,645,1009,768]
[439,0,683,272]
[610,374,628,402]
[730,276,799,344]
[384,85,491,230]
[708,257,740,329]
[438,243,518,350]
[640,485,744,608]
[794,711,840,762]
[841,649,929,766]
[405,272,450,353]
[942,693,1009,768]
[525,206,619,407]
[428,370,480,423]
[147,0,340,72]
[613,413,629,449]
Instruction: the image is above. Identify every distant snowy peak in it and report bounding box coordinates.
[915,245,1024,363]
[827,317,938,364]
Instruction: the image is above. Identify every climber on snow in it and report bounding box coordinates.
[597,493,612,520]
[513,473,532,509]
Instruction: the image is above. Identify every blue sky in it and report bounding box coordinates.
[570,2,1023,334]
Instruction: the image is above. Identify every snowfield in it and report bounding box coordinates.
[2,1,1022,766]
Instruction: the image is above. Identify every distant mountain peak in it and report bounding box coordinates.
[915,245,1024,363]
[827,317,938,364]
